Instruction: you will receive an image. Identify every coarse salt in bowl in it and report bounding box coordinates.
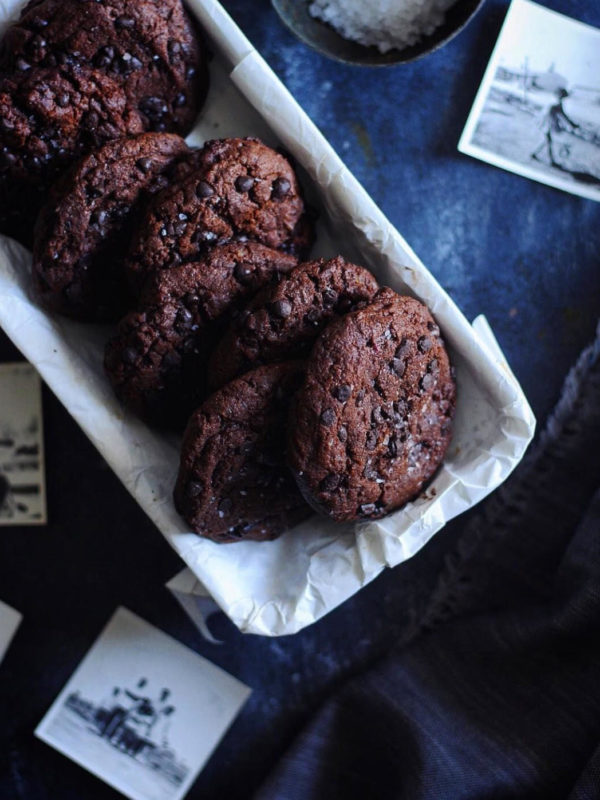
[271,0,486,65]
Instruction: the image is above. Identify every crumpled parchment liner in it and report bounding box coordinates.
[0,0,535,635]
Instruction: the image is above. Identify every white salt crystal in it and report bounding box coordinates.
[308,0,458,53]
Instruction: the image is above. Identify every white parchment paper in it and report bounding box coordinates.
[0,0,535,635]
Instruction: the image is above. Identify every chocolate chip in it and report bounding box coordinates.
[332,384,351,402]
[418,336,432,353]
[390,358,405,377]
[235,175,254,193]
[322,288,338,307]
[320,408,335,426]
[355,390,365,406]
[270,299,292,318]
[129,56,143,71]
[217,497,233,517]
[388,436,398,458]
[233,263,253,285]
[420,373,435,392]
[272,177,291,199]
[304,308,320,325]
[140,96,168,121]
[337,295,354,313]
[28,35,47,58]
[187,480,204,498]
[122,347,138,365]
[16,58,30,71]
[196,180,214,198]
[115,15,135,28]
[174,92,187,108]
[320,473,342,492]
[86,111,99,129]
[427,358,439,374]
[365,430,377,450]
[95,46,115,68]
[371,406,385,424]
[90,209,107,226]
[338,426,347,443]
[0,150,17,168]
[136,157,152,173]
[359,503,377,516]
[395,338,410,359]
[55,92,70,108]
[176,307,194,330]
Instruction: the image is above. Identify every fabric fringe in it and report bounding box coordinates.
[415,319,600,634]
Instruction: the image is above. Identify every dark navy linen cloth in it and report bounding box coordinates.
[256,324,600,800]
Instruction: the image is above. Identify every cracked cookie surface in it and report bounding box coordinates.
[209,256,379,389]
[104,242,298,427]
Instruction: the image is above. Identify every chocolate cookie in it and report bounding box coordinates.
[126,137,314,291]
[288,288,456,521]
[209,257,379,389]
[174,362,311,543]
[0,0,207,242]
[32,133,191,321]
[104,242,298,427]
[0,65,145,242]
[0,0,206,135]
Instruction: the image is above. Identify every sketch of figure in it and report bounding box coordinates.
[531,87,581,167]
[0,471,17,518]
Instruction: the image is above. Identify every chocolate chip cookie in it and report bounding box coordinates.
[104,242,298,427]
[126,137,314,291]
[174,362,311,543]
[209,256,379,389]
[33,133,191,321]
[0,0,207,242]
[288,288,456,521]
[0,65,145,243]
[0,0,206,135]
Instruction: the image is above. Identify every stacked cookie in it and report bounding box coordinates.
[28,128,454,543]
[1,1,456,544]
[0,0,208,243]
[172,265,456,542]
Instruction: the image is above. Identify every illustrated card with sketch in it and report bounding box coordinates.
[35,607,251,800]
[459,0,600,202]
[0,362,46,525]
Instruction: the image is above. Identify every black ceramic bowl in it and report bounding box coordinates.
[271,0,485,66]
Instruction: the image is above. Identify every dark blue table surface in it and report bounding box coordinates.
[1,1,599,798]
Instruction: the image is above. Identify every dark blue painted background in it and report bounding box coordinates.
[1,1,599,798]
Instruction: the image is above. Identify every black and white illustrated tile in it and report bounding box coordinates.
[35,607,251,800]
[0,362,46,526]
[459,0,600,202]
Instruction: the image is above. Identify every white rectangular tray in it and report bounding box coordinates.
[0,0,535,636]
